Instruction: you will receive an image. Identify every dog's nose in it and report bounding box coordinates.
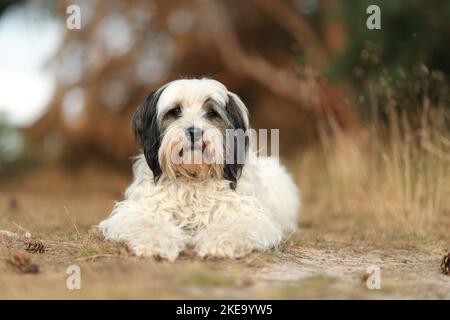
[186,127,203,144]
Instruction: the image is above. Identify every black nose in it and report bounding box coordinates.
[186,127,202,144]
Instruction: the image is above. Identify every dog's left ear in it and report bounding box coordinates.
[132,89,164,183]
[223,93,249,190]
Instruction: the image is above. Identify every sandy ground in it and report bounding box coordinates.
[0,164,449,299]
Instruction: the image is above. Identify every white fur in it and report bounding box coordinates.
[99,155,299,261]
[98,78,300,261]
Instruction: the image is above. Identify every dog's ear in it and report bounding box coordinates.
[223,93,249,190]
[132,89,164,183]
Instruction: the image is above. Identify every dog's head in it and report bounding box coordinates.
[132,78,249,189]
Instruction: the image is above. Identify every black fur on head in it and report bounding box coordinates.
[132,88,165,183]
[223,94,249,190]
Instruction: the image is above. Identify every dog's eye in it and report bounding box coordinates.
[205,108,219,118]
[167,106,182,118]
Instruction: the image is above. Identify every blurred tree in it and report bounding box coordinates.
[0,113,24,169]
[29,0,360,166]
[0,0,23,15]
[24,0,449,166]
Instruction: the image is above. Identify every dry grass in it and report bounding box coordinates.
[290,107,450,242]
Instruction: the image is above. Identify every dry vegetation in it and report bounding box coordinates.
[1,106,449,299]
[296,109,450,239]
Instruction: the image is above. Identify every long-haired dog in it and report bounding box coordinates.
[98,78,300,261]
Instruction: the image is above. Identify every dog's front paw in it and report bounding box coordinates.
[193,224,282,259]
[128,231,188,262]
[194,237,253,259]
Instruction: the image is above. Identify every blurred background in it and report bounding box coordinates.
[0,0,449,234]
[0,0,447,166]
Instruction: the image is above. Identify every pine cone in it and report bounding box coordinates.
[7,251,40,274]
[23,240,46,254]
[441,252,450,275]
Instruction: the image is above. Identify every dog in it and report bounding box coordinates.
[98,78,300,261]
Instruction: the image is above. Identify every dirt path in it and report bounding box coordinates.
[254,246,449,299]
[0,168,448,299]
[1,228,447,299]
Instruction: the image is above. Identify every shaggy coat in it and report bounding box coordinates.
[98,78,300,261]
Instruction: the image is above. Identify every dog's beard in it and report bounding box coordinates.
[159,127,224,181]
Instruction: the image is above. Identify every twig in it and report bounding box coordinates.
[75,254,120,261]
[64,206,82,239]
[11,222,30,234]
[422,141,450,162]
[0,230,18,238]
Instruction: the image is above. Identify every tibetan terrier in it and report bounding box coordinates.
[98,78,300,261]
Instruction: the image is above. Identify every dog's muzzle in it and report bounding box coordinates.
[185,127,203,146]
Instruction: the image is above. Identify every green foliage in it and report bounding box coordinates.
[327,0,450,80]
[305,0,450,118]
[0,114,24,169]
[358,65,449,122]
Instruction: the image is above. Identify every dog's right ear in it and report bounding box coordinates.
[132,89,164,183]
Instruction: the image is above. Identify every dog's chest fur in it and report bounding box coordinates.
[160,179,241,231]
[126,155,260,233]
